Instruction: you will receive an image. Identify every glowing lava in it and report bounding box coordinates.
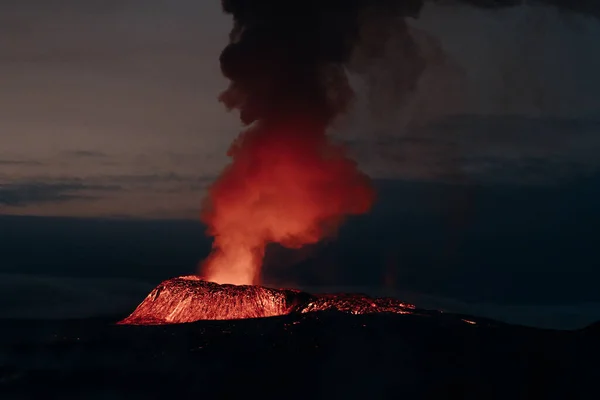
[118,276,415,325]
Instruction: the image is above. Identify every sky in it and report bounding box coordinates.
[1,1,600,326]
[1,0,237,218]
[1,0,600,218]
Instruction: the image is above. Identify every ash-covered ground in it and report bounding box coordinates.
[1,307,598,399]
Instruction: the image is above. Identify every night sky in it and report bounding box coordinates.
[1,0,600,328]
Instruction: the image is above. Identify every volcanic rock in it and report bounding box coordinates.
[299,293,415,315]
[119,276,416,324]
[118,276,312,324]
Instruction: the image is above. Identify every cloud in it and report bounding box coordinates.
[338,115,600,184]
[336,3,600,183]
[108,172,209,185]
[0,181,122,207]
[0,160,42,166]
[0,173,214,218]
[61,150,108,158]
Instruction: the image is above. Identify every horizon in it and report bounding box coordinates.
[1,1,600,330]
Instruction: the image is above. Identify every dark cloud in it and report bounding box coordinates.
[341,115,600,184]
[61,150,108,158]
[440,0,600,17]
[0,173,213,211]
[0,159,42,166]
[0,181,122,207]
[105,173,213,190]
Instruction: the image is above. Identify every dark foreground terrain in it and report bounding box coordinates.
[1,310,598,399]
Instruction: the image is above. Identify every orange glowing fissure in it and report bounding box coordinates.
[199,119,375,285]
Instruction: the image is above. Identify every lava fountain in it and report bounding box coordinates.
[198,0,426,285]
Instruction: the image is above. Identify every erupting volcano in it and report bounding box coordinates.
[200,118,375,285]
[119,276,416,324]
[119,1,429,324]
[198,0,426,285]
[122,0,600,324]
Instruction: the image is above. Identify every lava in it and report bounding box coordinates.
[118,276,415,325]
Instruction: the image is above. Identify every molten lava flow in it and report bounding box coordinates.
[201,119,374,285]
[118,276,313,323]
[118,276,416,325]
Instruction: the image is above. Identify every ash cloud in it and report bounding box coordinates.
[219,0,600,131]
[200,0,600,286]
[218,0,424,126]
[335,1,600,184]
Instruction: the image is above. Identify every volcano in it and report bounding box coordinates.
[4,278,599,399]
[118,276,417,324]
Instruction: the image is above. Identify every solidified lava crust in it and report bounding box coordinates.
[118,276,416,325]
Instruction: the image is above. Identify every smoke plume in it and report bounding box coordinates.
[199,0,426,285]
[199,0,599,286]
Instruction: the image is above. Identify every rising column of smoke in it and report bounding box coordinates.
[199,0,426,285]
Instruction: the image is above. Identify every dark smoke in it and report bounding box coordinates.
[200,0,599,285]
[200,1,428,285]
[219,0,599,126]
[218,0,425,127]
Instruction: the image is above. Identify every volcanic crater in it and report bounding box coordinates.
[118,275,416,325]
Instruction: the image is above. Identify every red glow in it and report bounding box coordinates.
[200,119,375,285]
[118,276,416,324]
